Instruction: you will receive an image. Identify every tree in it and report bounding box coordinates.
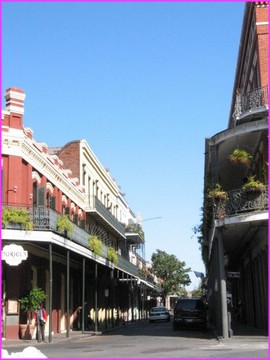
[151,250,191,298]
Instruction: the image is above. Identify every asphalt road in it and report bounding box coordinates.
[3,320,268,358]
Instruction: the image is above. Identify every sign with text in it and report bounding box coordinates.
[227,272,240,279]
[2,244,28,266]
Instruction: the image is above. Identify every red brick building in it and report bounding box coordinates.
[2,87,160,340]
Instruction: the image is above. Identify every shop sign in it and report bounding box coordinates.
[227,272,240,279]
[2,244,28,266]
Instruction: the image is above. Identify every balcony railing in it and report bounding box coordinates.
[214,185,268,219]
[232,86,268,122]
[2,205,140,278]
[86,196,125,237]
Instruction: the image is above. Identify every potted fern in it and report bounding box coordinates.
[88,235,103,256]
[56,214,74,238]
[242,175,264,192]
[229,149,252,166]
[2,208,33,230]
[208,184,228,201]
[107,247,118,265]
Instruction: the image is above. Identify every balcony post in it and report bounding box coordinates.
[217,229,229,339]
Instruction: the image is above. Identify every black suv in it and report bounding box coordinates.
[173,298,207,330]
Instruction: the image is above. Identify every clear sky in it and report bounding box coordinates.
[2,1,245,290]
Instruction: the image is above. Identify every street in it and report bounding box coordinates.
[2,320,268,358]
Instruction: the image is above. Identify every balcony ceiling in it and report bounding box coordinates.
[217,213,267,268]
[209,118,267,190]
[88,210,126,239]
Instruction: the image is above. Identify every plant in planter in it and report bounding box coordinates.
[19,287,47,339]
[88,235,103,256]
[56,214,74,237]
[242,175,264,192]
[2,208,33,230]
[229,149,252,166]
[208,184,228,201]
[107,247,118,265]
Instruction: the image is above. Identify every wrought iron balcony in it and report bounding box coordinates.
[2,205,141,278]
[233,86,268,124]
[125,223,145,244]
[213,185,268,219]
[85,196,125,238]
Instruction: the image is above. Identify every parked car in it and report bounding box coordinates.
[173,298,207,330]
[149,306,170,322]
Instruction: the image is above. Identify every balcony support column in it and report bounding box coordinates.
[66,250,70,338]
[82,257,85,334]
[48,243,53,343]
[217,229,229,339]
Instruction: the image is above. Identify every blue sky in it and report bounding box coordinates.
[2,1,245,290]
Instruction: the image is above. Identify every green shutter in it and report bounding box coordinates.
[37,187,45,205]
[80,219,85,229]
[51,196,56,210]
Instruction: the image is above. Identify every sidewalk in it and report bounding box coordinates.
[215,323,268,349]
[1,321,137,349]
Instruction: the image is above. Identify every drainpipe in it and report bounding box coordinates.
[95,263,98,332]
[217,230,229,339]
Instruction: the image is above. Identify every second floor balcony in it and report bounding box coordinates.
[2,204,143,279]
[213,185,268,219]
[125,223,145,244]
[85,195,126,238]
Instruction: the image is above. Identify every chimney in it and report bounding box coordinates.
[4,87,26,129]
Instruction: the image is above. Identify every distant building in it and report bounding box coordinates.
[203,2,268,338]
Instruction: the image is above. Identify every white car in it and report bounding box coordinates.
[149,306,170,322]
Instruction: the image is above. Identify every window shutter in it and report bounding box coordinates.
[80,219,85,229]
[37,187,45,205]
[51,196,56,210]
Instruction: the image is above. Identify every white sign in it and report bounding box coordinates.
[2,244,28,266]
[227,272,240,279]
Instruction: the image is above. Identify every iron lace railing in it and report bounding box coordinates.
[86,196,125,237]
[2,205,140,278]
[233,86,268,122]
[213,185,268,219]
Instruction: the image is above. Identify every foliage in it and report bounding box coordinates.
[2,208,33,230]
[229,149,252,165]
[242,175,264,192]
[19,288,47,324]
[56,214,74,237]
[88,235,103,256]
[107,247,118,265]
[208,184,228,201]
[151,250,191,297]
[191,287,203,298]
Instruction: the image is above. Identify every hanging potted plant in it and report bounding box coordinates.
[208,184,228,201]
[2,208,33,230]
[107,247,118,265]
[88,235,103,256]
[19,287,47,339]
[56,214,74,238]
[242,175,264,193]
[229,149,252,166]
